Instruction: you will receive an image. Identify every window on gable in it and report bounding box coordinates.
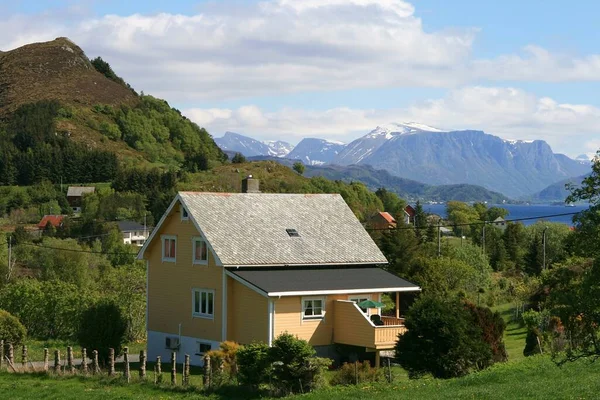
[181,205,189,221]
[193,288,215,319]
[302,297,324,320]
[193,238,208,264]
[162,235,177,262]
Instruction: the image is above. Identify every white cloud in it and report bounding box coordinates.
[186,86,600,157]
[1,1,599,102]
[0,0,475,101]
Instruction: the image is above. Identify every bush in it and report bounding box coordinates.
[524,328,543,357]
[269,333,330,394]
[395,295,495,379]
[0,309,26,345]
[231,153,246,164]
[237,342,271,388]
[464,302,508,363]
[330,360,383,385]
[205,341,240,386]
[78,300,127,364]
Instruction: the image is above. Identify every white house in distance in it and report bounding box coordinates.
[117,220,149,246]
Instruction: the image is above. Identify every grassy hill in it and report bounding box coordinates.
[0,38,226,184]
[0,38,138,116]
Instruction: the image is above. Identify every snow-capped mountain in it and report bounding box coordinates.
[214,132,293,157]
[334,122,445,165]
[264,140,295,157]
[334,126,590,198]
[575,153,595,163]
[286,138,346,166]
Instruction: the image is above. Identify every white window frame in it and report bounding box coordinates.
[192,288,215,320]
[349,295,371,314]
[302,296,325,320]
[161,235,177,263]
[192,237,209,265]
[181,204,189,221]
[195,341,213,356]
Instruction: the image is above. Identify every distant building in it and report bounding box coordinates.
[117,220,150,246]
[492,217,507,230]
[66,186,95,213]
[403,205,416,225]
[38,215,65,230]
[367,211,396,230]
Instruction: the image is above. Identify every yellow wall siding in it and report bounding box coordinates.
[273,293,380,346]
[227,279,268,344]
[145,200,223,342]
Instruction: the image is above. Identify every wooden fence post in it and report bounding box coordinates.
[0,340,4,369]
[21,345,27,369]
[92,350,100,375]
[123,347,130,383]
[67,346,75,374]
[81,348,88,375]
[203,354,211,388]
[54,350,61,374]
[155,356,162,384]
[170,352,177,385]
[7,344,14,367]
[139,350,146,379]
[183,354,190,386]
[108,348,115,376]
[43,348,49,372]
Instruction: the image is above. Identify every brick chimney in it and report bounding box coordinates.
[241,175,260,193]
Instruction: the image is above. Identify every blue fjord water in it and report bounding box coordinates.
[423,204,589,226]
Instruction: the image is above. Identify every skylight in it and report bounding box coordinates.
[286,228,300,237]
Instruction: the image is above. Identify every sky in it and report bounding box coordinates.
[1,0,600,158]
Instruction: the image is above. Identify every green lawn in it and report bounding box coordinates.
[493,303,528,362]
[1,356,600,399]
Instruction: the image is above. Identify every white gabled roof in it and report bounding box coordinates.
[138,192,388,267]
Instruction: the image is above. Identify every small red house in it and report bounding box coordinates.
[38,215,65,230]
[367,211,397,230]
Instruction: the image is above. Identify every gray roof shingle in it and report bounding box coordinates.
[179,192,388,267]
[230,267,420,295]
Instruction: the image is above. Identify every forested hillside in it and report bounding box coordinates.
[0,38,226,183]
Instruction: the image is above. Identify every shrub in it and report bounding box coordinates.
[524,328,543,357]
[330,360,383,385]
[78,300,127,364]
[231,153,246,164]
[269,333,329,394]
[395,295,494,379]
[0,309,26,345]
[205,341,240,386]
[464,302,508,363]
[237,342,271,388]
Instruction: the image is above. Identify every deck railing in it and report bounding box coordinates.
[333,300,407,349]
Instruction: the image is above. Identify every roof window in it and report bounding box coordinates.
[286,228,300,237]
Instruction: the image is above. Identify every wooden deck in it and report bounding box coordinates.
[332,300,407,350]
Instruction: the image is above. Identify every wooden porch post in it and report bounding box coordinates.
[375,351,381,368]
[395,292,400,319]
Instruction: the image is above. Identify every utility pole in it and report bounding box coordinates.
[7,236,11,279]
[482,222,486,255]
[437,221,441,257]
[542,226,548,271]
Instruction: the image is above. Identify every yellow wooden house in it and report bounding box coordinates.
[138,178,420,365]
